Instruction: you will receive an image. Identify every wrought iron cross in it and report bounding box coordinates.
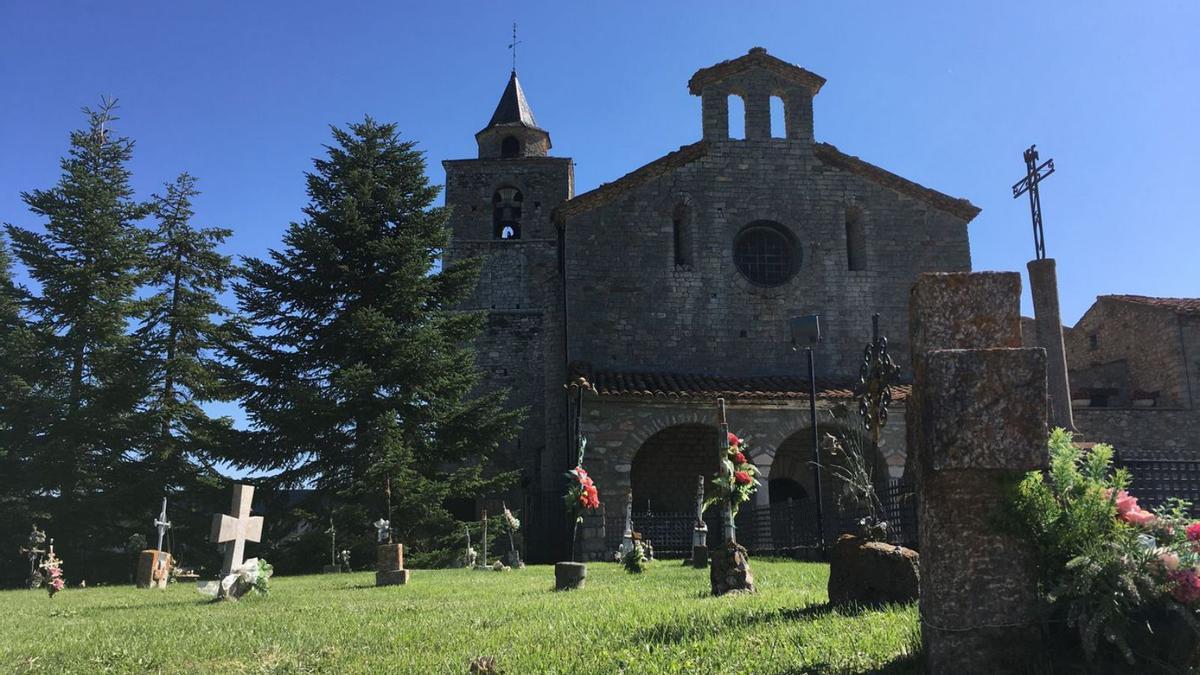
[1011,144,1056,260]
[507,22,521,73]
[857,313,900,446]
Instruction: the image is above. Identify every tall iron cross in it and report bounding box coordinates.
[508,22,521,72]
[1011,144,1056,260]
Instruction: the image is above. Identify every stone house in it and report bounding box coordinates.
[443,48,980,560]
[1062,295,1200,458]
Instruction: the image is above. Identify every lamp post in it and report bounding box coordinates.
[790,314,824,549]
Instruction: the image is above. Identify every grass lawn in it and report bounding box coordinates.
[0,560,919,674]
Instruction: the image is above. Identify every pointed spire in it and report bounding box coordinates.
[486,71,542,130]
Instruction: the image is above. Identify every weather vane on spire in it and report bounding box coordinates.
[508,22,521,73]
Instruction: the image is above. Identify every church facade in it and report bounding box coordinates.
[444,48,980,560]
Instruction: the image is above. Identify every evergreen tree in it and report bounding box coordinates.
[136,172,236,490]
[3,99,153,579]
[225,118,520,566]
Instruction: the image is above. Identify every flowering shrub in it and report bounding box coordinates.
[1009,428,1200,663]
[705,431,759,517]
[41,555,65,598]
[621,540,649,574]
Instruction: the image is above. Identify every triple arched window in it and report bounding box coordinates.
[493,187,523,239]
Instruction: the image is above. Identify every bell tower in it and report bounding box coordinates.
[443,68,574,561]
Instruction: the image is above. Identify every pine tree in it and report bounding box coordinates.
[3,99,153,578]
[226,118,521,566]
[136,172,236,491]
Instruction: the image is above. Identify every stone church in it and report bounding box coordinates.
[443,48,981,560]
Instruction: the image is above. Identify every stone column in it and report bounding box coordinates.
[744,86,771,140]
[907,272,1049,673]
[1027,258,1076,432]
[702,91,729,140]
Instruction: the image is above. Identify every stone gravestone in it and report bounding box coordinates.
[906,272,1049,673]
[375,519,409,587]
[210,484,264,577]
[617,488,635,559]
[690,474,709,568]
[136,498,174,589]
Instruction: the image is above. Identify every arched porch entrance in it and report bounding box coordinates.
[622,423,720,555]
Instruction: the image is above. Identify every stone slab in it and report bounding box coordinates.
[376,544,404,572]
[909,273,1023,356]
[135,549,172,589]
[923,348,1049,472]
[375,569,410,586]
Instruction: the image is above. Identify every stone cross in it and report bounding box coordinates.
[210,484,263,577]
[692,474,708,547]
[907,272,1049,672]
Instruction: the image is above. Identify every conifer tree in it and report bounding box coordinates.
[136,173,236,492]
[226,118,520,564]
[3,100,153,577]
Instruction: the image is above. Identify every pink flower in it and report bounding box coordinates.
[1160,551,1181,571]
[734,471,752,486]
[1112,490,1139,517]
[1169,569,1200,604]
[1186,523,1200,542]
[733,452,747,465]
[728,432,741,448]
[1121,508,1156,527]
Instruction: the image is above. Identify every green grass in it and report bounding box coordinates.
[0,560,920,674]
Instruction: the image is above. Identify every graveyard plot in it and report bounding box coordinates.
[0,561,919,673]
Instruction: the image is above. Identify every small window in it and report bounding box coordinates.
[493,187,523,239]
[770,96,786,138]
[672,203,692,267]
[727,95,746,140]
[500,136,521,158]
[1088,334,1099,351]
[845,208,866,271]
[733,221,799,286]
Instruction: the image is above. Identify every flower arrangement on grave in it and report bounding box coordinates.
[501,503,522,566]
[564,457,601,557]
[40,552,65,598]
[821,405,888,541]
[201,558,273,601]
[621,540,649,574]
[704,431,759,518]
[1008,428,1200,666]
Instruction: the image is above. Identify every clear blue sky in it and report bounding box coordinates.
[2,2,1196,325]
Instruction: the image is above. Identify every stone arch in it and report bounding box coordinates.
[629,423,720,514]
[727,94,746,139]
[769,95,786,138]
[770,421,887,517]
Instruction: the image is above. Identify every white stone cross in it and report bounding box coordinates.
[210,484,263,577]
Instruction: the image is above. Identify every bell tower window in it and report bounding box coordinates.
[493,187,523,239]
[501,136,521,158]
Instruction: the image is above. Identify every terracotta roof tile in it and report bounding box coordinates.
[1102,295,1200,316]
[590,369,909,403]
[814,143,981,221]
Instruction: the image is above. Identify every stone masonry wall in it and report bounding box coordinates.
[443,156,574,494]
[1065,298,1190,407]
[561,138,972,383]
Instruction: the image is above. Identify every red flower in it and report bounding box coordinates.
[734,471,752,485]
[1186,523,1200,542]
[577,483,600,510]
[728,432,741,448]
[734,452,747,465]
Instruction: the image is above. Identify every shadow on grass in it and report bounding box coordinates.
[630,601,885,646]
[781,650,923,675]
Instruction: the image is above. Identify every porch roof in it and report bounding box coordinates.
[590,370,910,403]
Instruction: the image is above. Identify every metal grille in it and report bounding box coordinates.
[734,224,796,286]
[1119,458,1200,516]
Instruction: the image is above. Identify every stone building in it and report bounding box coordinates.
[443,48,980,560]
[1061,295,1200,458]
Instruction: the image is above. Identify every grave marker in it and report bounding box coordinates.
[209,484,263,577]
